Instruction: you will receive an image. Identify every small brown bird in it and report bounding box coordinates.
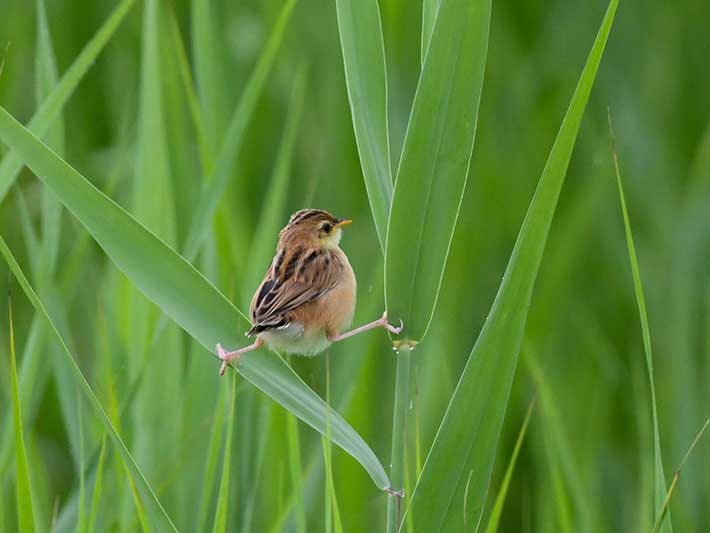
[216,209,403,375]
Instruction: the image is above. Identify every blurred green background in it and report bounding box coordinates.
[0,0,708,531]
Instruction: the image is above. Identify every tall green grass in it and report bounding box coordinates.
[8,294,35,532]
[1,0,708,530]
[609,110,671,532]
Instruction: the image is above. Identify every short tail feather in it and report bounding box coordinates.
[245,318,288,337]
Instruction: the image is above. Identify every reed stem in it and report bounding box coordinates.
[386,344,412,532]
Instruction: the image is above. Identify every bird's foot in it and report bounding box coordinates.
[380,311,404,335]
[216,343,241,376]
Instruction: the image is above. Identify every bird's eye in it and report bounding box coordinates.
[321,222,333,233]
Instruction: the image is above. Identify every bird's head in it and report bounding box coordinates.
[280,209,352,248]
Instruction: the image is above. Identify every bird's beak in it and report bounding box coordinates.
[334,218,352,229]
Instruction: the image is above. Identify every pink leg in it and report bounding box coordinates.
[328,311,403,343]
[216,337,263,376]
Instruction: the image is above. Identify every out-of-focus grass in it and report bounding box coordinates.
[1,0,709,531]
[8,295,35,533]
[609,110,671,532]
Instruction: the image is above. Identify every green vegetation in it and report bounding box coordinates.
[1,0,708,531]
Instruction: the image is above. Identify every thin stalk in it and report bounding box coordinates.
[651,418,710,533]
[212,373,238,533]
[322,354,343,533]
[387,345,412,532]
[285,359,306,533]
[609,110,670,528]
[87,435,107,533]
[77,388,86,533]
[8,291,37,532]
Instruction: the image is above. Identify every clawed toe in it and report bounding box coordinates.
[381,312,404,335]
[385,319,404,335]
[392,319,404,335]
[216,343,240,376]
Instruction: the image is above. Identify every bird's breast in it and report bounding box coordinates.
[321,252,356,336]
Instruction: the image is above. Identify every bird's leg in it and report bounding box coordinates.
[328,311,403,343]
[216,337,263,376]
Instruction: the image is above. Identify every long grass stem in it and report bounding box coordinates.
[386,344,412,532]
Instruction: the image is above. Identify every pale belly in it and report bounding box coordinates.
[260,323,331,357]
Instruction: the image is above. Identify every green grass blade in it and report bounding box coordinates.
[13,190,39,269]
[384,0,491,342]
[76,389,86,533]
[87,436,107,533]
[212,375,237,533]
[421,0,440,65]
[0,237,178,531]
[651,418,709,533]
[130,2,182,505]
[34,0,87,479]
[484,398,536,533]
[0,106,390,491]
[240,397,274,532]
[544,425,574,532]
[335,0,392,249]
[609,112,672,532]
[0,0,135,203]
[167,7,211,175]
[134,0,175,242]
[182,0,296,260]
[0,481,4,532]
[524,344,593,531]
[34,0,65,157]
[322,356,344,533]
[321,436,344,533]
[404,2,618,529]
[0,320,50,474]
[195,385,227,533]
[36,0,65,280]
[286,409,306,533]
[191,0,230,155]
[0,128,129,478]
[7,295,36,532]
[242,65,306,300]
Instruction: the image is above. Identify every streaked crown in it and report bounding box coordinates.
[287,209,340,226]
[280,209,351,246]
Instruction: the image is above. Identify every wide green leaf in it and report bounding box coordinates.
[0,106,390,491]
[405,1,619,530]
[335,0,392,249]
[0,0,135,203]
[385,0,490,342]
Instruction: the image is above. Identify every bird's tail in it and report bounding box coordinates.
[245,318,289,337]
